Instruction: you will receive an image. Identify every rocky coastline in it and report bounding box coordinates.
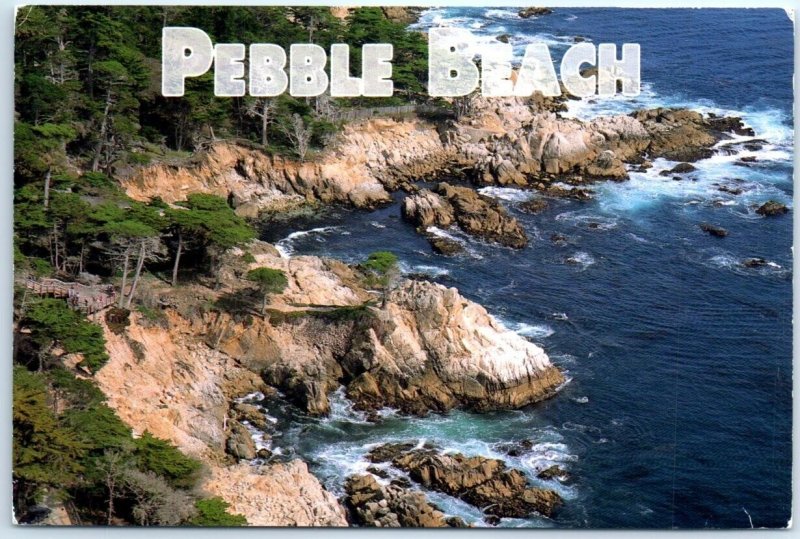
[90,235,566,526]
[99,23,775,529]
[120,92,758,252]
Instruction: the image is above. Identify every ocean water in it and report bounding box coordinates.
[259,9,793,528]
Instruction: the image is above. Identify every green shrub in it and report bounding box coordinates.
[190,497,248,526]
[24,298,110,371]
[134,432,202,489]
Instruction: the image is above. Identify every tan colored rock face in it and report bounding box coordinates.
[120,118,450,215]
[204,461,347,526]
[94,310,347,526]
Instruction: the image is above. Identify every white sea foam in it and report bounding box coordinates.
[565,251,596,270]
[514,322,556,340]
[275,226,340,258]
[477,186,534,203]
[323,386,371,425]
[405,264,450,278]
[483,8,518,20]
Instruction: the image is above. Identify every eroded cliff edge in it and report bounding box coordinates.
[93,240,565,525]
[119,96,753,254]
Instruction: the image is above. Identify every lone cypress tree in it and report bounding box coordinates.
[247,267,288,315]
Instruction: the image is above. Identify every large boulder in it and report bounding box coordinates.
[756,200,789,216]
[435,183,528,248]
[226,419,257,461]
[401,189,455,229]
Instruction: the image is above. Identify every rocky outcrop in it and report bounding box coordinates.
[344,474,461,528]
[632,108,752,162]
[456,109,650,186]
[756,200,789,216]
[344,280,564,415]
[121,118,450,216]
[368,443,563,519]
[205,241,564,417]
[403,184,528,249]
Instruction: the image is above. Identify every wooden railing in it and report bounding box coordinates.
[25,278,117,315]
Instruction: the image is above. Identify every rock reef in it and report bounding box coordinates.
[364,443,563,520]
[403,183,528,249]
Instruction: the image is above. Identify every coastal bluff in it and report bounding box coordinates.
[92,240,564,525]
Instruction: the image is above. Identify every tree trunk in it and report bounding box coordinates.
[125,240,146,309]
[78,241,85,275]
[107,480,115,525]
[118,248,130,308]
[261,104,269,146]
[43,168,51,209]
[52,222,59,271]
[171,232,183,287]
[91,87,113,172]
[261,293,267,316]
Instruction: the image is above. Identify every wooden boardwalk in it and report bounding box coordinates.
[25,278,117,315]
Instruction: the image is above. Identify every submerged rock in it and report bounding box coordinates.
[427,235,465,256]
[700,223,729,238]
[542,184,593,200]
[519,198,549,214]
[741,257,769,268]
[495,439,535,457]
[537,465,571,482]
[756,200,788,216]
[718,185,743,195]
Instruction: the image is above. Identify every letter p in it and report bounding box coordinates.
[162,27,214,97]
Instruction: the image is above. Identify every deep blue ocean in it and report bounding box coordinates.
[259,8,794,528]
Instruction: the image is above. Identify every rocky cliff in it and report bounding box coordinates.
[91,240,565,524]
[121,118,451,217]
[119,96,750,252]
[95,309,348,526]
